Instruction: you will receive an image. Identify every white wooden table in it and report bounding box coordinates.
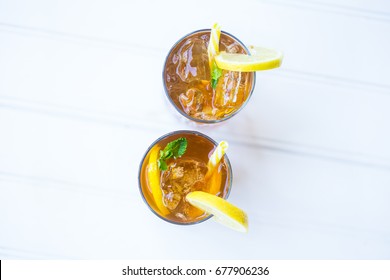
[1,0,389,259]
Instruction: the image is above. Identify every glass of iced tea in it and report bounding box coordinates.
[138,130,232,224]
[163,29,256,124]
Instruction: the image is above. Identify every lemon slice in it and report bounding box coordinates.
[215,46,283,72]
[186,191,248,232]
[147,145,169,216]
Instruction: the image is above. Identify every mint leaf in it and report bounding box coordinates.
[165,137,187,158]
[211,78,218,89]
[158,158,167,171]
[211,64,222,89]
[175,138,187,157]
[158,137,188,170]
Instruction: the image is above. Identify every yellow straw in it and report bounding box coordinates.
[206,141,228,179]
[208,23,221,71]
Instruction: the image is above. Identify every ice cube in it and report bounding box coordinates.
[179,87,204,115]
[178,80,214,118]
[161,159,207,198]
[171,166,184,180]
[213,71,245,108]
[163,186,181,211]
[175,38,209,83]
[225,42,241,54]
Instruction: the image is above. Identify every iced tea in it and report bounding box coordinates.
[163,29,255,123]
[138,131,232,224]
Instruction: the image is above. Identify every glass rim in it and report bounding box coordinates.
[137,130,233,226]
[162,29,257,124]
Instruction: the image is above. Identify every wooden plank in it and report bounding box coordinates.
[1,31,389,163]
[0,109,389,235]
[1,0,389,260]
[0,142,389,259]
[0,0,389,86]
[267,0,390,19]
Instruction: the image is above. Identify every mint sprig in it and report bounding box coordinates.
[158,137,187,171]
[211,62,222,89]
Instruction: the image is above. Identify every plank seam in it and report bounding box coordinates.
[1,96,390,171]
[0,22,389,93]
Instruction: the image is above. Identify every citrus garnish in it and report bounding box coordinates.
[186,191,248,232]
[147,145,169,215]
[215,46,283,72]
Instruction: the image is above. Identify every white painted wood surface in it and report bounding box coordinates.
[0,0,389,259]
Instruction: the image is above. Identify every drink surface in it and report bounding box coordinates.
[140,132,231,224]
[164,30,254,122]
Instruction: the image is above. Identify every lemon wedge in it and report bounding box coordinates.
[186,191,248,232]
[147,145,169,216]
[215,46,283,72]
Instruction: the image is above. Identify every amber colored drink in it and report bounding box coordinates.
[138,131,232,224]
[163,29,255,123]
